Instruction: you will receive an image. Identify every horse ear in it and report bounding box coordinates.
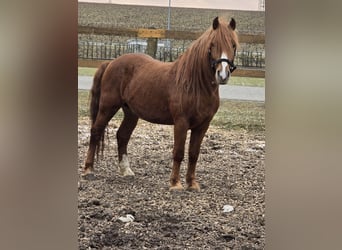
[229,18,236,30]
[213,16,219,30]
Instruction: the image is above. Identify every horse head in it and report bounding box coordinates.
[208,17,238,85]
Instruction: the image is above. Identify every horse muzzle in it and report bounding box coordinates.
[216,69,230,85]
[211,57,236,85]
[215,72,230,85]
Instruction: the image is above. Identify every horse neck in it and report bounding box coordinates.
[173,40,216,96]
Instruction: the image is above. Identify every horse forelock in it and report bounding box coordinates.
[215,18,239,51]
[175,17,239,108]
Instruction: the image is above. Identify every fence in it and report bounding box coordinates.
[78,26,265,78]
[78,41,187,62]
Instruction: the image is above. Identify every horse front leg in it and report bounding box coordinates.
[186,121,210,191]
[170,119,188,190]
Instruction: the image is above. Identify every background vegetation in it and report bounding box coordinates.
[78,3,265,52]
[78,3,265,33]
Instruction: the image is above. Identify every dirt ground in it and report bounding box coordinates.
[78,119,265,249]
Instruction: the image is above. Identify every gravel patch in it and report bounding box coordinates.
[78,119,265,249]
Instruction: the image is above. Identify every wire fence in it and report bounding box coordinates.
[78,40,265,68]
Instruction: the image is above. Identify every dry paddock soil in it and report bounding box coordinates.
[78,119,265,249]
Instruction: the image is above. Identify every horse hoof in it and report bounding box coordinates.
[119,155,135,176]
[120,167,135,177]
[82,167,93,175]
[186,182,201,192]
[169,183,184,191]
[82,169,96,180]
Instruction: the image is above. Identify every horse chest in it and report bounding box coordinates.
[184,97,219,127]
[190,104,218,126]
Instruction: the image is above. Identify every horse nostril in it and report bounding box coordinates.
[217,71,223,80]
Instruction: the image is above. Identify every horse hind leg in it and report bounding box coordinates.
[116,106,138,176]
[83,106,120,176]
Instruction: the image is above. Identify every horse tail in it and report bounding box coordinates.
[90,61,109,125]
[89,61,110,159]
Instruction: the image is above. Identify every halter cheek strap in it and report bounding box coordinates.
[208,49,237,73]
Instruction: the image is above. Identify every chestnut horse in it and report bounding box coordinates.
[83,17,239,191]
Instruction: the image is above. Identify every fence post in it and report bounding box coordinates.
[146,27,158,58]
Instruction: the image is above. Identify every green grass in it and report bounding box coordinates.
[78,90,90,118]
[229,76,265,87]
[78,67,97,77]
[211,100,265,131]
[78,90,264,132]
[78,67,264,87]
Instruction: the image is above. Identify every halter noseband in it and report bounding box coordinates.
[208,48,237,73]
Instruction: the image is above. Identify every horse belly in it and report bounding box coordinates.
[141,112,174,125]
[127,98,174,125]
